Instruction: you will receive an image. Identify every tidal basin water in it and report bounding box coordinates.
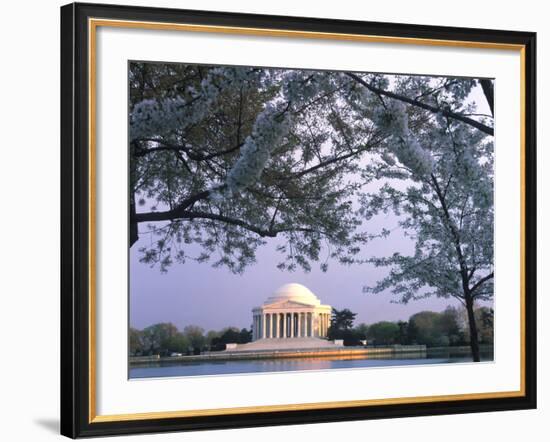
[130,351,493,379]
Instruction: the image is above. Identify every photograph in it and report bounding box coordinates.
[128,61,495,379]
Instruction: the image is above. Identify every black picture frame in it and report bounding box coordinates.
[60,2,537,438]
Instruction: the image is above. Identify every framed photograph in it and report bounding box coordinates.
[60,2,536,438]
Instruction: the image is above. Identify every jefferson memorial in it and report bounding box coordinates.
[229,283,341,351]
[252,283,332,340]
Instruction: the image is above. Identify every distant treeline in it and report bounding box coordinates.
[129,324,253,356]
[328,305,494,347]
[130,305,493,356]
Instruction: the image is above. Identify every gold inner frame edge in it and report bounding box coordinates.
[87,17,527,423]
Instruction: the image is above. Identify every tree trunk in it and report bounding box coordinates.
[465,295,481,362]
[480,79,494,117]
[130,193,139,247]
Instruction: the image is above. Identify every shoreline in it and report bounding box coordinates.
[128,344,492,366]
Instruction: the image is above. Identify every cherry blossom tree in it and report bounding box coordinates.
[357,74,494,362]
[129,63,381,273]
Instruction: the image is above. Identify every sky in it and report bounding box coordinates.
[129,205,485,332]
[129,74,492,333]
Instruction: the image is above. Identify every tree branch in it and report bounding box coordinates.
[346,72,494,136]
[134,206,334,240]
[470,272,494,295]
[133,139,243,161]
[291,144,374,178]
[430,174,470,293]
[133,189,214,224]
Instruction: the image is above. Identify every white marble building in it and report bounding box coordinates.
[251,283,332,340]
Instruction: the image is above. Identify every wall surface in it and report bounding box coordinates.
[0,0,546,441]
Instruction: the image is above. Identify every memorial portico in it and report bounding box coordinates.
[251,283,332,340]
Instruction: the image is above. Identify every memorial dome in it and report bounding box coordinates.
[264,283,321,306]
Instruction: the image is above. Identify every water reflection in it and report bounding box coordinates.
[130,351,493,379]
